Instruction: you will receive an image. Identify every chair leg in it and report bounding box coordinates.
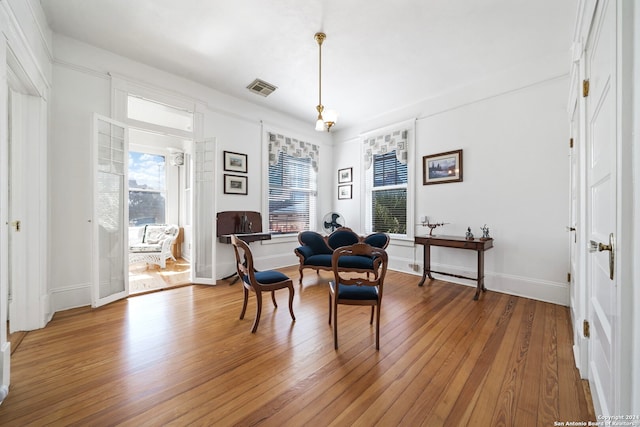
[299,267,304,284]
[375,303,381,350]
[239,286,249,320]
[287,285,296,321]
[251,290,262,333]
[271,291,278,308]
[328,294,332,325]
[370,306,374,324]
[333,303,338,350]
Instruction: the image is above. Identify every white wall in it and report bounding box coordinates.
[333,73,570,305]
[49,35,333,311]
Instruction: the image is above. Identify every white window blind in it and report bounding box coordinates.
[268,133,318,234]
[371,151,407,234]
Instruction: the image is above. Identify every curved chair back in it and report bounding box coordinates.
[230,234,256,284]
[298,231,332,255]
[326,227,360,250]
[363,232,390,249]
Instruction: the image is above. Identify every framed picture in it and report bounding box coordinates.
[223,151,248,173]
[422,149,463,185]
[224,174,248,195]
[338,167,353,183]
[338,184,352,200]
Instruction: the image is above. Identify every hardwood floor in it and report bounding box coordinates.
[129,258,191,295]
[0,267,594,426]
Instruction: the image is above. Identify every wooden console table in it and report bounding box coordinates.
[414,235,494,300]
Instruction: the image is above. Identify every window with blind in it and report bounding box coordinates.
[370,151,407,234]
[268,151,317,234]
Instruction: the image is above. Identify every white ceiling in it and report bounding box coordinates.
[39,0,576,129]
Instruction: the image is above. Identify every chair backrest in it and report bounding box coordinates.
[144,224,179,244]
[326,227,360,250]
[363,232,390,249]
[298,231,333,254]
[230,235,256,283]
[331,243,388,294]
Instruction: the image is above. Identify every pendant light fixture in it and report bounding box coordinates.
[314,32,337,132]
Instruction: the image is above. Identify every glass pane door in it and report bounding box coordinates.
[192,139,215,284]
[93,115,129,307]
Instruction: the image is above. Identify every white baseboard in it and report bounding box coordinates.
[390,257,569,306]
[50,283,92,312]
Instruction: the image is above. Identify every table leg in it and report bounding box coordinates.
[417,244,433,286]
[473,250,486,300]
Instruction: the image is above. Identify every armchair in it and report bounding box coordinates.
[129,224,179,269]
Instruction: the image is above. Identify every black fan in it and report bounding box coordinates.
[322,212,345,233]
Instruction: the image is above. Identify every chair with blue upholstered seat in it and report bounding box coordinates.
[230,234,296,333]
[329,242,388,350]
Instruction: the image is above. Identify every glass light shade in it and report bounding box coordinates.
[315,118,326,131]
[323,109,338,124]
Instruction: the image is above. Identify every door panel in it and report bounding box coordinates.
[93,115,129,307]
[585,0,617,416]
[192,138,216,284]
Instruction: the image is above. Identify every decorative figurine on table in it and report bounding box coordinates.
[465,227,474,240]
[421,217,448,236]
[480,224,491,241]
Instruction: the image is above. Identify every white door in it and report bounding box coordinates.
[584,0,618,416]
[568,99,586,371]
[92,114,129,307]
[192,138,216,284]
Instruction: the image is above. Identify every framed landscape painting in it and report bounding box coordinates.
[338,184,352,200]
[224,174,248,195]
[223,151,248,173]
[338,167,352,183]
[422,149,463,185]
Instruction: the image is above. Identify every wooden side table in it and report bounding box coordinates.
[414,235,494,300]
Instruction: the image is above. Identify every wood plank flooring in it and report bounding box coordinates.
[129,258,191,295]
[0,267,594,426]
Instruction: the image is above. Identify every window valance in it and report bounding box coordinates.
[363,129,409,170]
[268,132,319,172]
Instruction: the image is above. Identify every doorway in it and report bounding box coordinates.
[127,129,192,294]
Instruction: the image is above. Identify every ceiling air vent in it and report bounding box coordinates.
[246,79,277,97]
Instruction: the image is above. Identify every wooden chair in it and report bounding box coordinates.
[230,235,296,333]
[329,242,388,350]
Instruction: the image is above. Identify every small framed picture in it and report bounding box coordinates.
[338,184,352,200]
[423,149,463,185]
[338,167,353,183]
[224,174,248,195]
[223,151,248,173]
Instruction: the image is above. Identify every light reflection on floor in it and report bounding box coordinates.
[129,259,191,294]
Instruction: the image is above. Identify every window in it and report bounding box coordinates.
[363,128,410,236]
[267,133,318,234]
[128,151,166,225]
[371,151,407,234]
